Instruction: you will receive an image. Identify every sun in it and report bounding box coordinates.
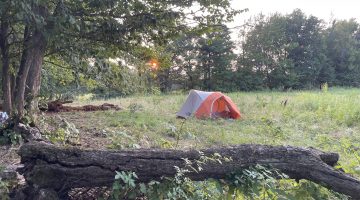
[149,59,159,70]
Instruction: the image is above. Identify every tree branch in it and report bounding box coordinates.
[43,60,73,70]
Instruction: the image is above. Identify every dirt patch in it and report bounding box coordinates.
[42,112,115,150]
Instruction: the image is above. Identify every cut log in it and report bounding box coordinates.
[18,142,360,199]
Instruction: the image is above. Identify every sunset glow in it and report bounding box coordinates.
[149,59,159,70]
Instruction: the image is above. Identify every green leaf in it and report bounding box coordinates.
[139,183,147,194]
[112,182,121,190]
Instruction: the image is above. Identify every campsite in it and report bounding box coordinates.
[2,88,360,199]
[1,0,360,199]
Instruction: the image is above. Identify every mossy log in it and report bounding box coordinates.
[17,142,360,199]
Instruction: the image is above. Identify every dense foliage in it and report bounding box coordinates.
[35,9,360,100]
[0,0,241,117]
[236,10,360,90]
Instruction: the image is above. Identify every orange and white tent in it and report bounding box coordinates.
[177,90,241,119]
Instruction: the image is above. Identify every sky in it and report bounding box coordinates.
[228,0,360,40]
[230,0,360,26]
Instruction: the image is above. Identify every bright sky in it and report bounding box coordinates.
[230,0,360,26]
[228,0,360,41]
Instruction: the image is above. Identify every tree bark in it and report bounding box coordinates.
[14,28,34,117]
[0,20,12,114]
[14,28,46,118]
[18,142,360,199]
[24,1,62,116]
[25,35,47,115]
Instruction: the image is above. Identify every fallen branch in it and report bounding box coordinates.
[17,142,360,199]
[47,100,121,112]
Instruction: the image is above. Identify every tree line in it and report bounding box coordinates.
[164,9,360,92]
[41,9,360,98]
[1,1,360,118]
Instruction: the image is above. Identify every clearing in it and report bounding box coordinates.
[1,88,360,192]
[40,88,360,179]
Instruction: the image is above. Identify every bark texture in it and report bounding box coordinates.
[18,142,360,199]
[25,34,47,115]
[0,20,12,113]
[15,29,46,117]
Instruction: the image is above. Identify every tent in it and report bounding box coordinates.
[177,90,241,119]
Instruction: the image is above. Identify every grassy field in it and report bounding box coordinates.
[42,87,360,179]
[0,87,359,199]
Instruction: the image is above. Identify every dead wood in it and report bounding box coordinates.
[17,142,360,199]
[46,100,121,112]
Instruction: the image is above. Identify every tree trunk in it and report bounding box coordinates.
[25,36,47,116]
[14,29,46,118]
[1,55,12,113]
[12,4,49,119]
[0,20,12,113]
[18,142,360,199]
[14,28,34,117]
[24,2,60,117]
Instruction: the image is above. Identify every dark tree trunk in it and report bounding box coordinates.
[14,27,35,117]
[1,56,12,113]
[14,28,46,118]
[0,20,12,113]
[18,143,360,199]
[4,4,49,119]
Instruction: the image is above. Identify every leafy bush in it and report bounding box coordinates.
[0,120,22,145]
[0,129,21,145]
[42,116,80,145]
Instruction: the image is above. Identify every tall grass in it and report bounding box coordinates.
[62,88,360,178]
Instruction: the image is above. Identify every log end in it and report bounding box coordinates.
[307,147,339,166]
[319,152,339,167]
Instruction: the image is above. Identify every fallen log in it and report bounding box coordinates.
[47,100,73,112]
[17,142,360,199]
[47,100,121,112]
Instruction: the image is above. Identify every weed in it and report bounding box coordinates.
[110,171,139,199]
[128,103,144,114]
[0,177,10,200]
[42,116,80,145]
[321,82,329,93]
[107,131,140,149]
[157,138,175,148]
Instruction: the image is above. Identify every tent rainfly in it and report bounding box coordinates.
[177,90,241,119]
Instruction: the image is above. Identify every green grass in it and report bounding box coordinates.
[54,87,360,178]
